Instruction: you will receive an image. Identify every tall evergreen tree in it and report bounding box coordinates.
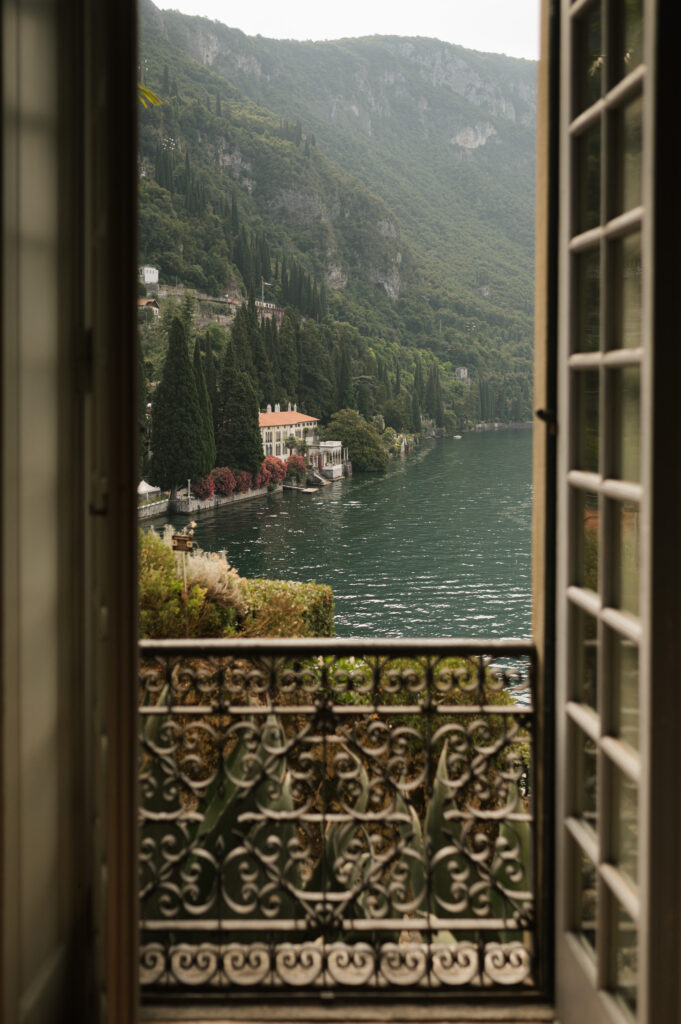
[193,338,216,471]
[178,292,197,343]
[203,330,219,433]
[277,308,299,401]
[216,366,263,476]
[337,347,355,409]
[230,304,254,374]
[149,318,209,498]
[413,356,425,404]
[216,340,237,464]
[411,388,422,434]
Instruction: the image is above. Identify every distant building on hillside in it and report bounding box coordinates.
[137,297,160,320]
[138,264,159,286]
[259,404,319,459]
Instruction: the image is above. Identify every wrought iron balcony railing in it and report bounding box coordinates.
[138,638,546,1002]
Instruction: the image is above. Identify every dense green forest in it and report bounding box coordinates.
[138,0,536,428]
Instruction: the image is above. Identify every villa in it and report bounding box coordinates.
[259,403,319,458]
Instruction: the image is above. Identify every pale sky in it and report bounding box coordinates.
[154,0,540,61]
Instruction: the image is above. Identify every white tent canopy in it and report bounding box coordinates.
[137,480,160,495]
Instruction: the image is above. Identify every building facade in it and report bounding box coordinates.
[259,404,319,459]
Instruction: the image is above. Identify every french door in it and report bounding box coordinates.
[553,1,681,1022]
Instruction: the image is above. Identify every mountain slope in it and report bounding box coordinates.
[143,3,536,341]
[138,1,536,421]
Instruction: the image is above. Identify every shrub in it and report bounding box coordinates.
[322,409,389,472]
[139,528,334,639]
[263,454,286,483]
[254,454,287,489]
[193,475,215,500]
[210,466,236,497]
[233,469,252,493]
[285,453,307,483]
[240,578,335,637]
[139,527,241,638]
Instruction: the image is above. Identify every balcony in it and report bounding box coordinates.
[138,638,548,1007]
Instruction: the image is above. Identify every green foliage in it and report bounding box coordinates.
[240,578,335,638]
[215,344,264,474]
[139,527,334,639]
[149,317,213,493]
[193,338,217,470]
[322,409,389,472]
[138,528,238,638]
[137,2,536,428]
[284,453,307,482]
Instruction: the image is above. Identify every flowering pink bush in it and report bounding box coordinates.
[254,464,272,489]
[263,455,286,484]
[193,475,215,500]
[233,469,253,493]
[210,466,236,497]
[254,455,287,489]
[285,454,307,483]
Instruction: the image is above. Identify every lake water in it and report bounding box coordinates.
[155,429,533,638]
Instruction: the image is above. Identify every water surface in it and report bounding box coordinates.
[156,429,533,638]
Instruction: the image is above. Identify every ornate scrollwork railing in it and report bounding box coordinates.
[138,638,540,996]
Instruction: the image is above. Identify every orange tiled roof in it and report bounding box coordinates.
[259,411,319,427]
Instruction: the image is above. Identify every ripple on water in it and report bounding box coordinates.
[157,432,533,638]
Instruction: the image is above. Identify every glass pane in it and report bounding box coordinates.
[611,763,638,885]
[572,605,599,709]
[575,2,603,113]
[572,838,597,956]
[575,489,600,592]
[611,367,640,482]
[610,232,641,349]
[610,500,639,615]
[611,0,644,84]
[573,247,600,352]
[612,632,639,749]
[575,124,601,233]
[614,901,638,1016]
[574,724,598,831]
[574,370,599,472]
[611,95,642,217]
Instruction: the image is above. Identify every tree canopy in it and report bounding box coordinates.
[322,409,388,473]
[149,317,213,494]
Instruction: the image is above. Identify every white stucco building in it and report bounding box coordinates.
[138,264,159,286]
[259,404,319,459]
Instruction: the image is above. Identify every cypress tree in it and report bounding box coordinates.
[216,340,237,464]
[411,389,422,434]
[204,331,219,433]
[231,304,254,374]
[413,356,425,404]
[149,317,207,498]
[216,361,263,476]
[277,308,299,401]
[193,338,216,471]
[337,347,355,410]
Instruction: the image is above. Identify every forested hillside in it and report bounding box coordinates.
[138,0,536,426]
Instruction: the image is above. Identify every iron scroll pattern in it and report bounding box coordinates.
[139,639,538,995]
